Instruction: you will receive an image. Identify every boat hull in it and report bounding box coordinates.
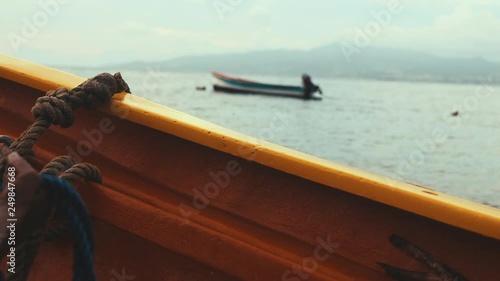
[212,72,322,100]
[0,57,499,280]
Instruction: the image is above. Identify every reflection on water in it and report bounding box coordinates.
[65,68,500,208]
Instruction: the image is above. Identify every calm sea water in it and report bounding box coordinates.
[64,68,500,208]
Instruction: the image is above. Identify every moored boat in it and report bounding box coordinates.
[212,71,323,100]
[0,55,499,280]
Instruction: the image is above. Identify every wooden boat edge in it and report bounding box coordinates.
[1,54,499,241]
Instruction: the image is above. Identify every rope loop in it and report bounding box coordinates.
[0,72,130,179]
[32,91,74,128]
[0,71,129,280]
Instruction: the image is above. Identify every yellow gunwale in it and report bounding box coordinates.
[1,54,499,239]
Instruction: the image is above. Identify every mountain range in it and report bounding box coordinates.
[107,43,500,84]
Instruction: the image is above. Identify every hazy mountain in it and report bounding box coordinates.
[109,43,500,84]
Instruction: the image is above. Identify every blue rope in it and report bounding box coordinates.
[40,174,96,281]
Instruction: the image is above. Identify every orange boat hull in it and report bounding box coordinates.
[0,66,499,280]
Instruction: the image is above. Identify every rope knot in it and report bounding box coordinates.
[32,89,74,128]
[68,72,130,110]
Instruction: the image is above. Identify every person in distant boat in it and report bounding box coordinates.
[302,74,322,99]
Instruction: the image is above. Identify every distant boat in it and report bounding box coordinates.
[212,71,322,100]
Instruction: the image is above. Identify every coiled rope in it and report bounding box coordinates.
[41,174,96,281]
[0,72,129,177]
[0,72,130,281]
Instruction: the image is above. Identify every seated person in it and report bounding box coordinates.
[302,74,322,99]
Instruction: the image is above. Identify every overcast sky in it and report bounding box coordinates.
[1,0,499,66]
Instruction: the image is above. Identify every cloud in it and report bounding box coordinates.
[336,1,500,61]
[120,21,212,39]
[247,0,274,16]
[184,0,206,4]
[3,0,500,65]
[380,3,500,60]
